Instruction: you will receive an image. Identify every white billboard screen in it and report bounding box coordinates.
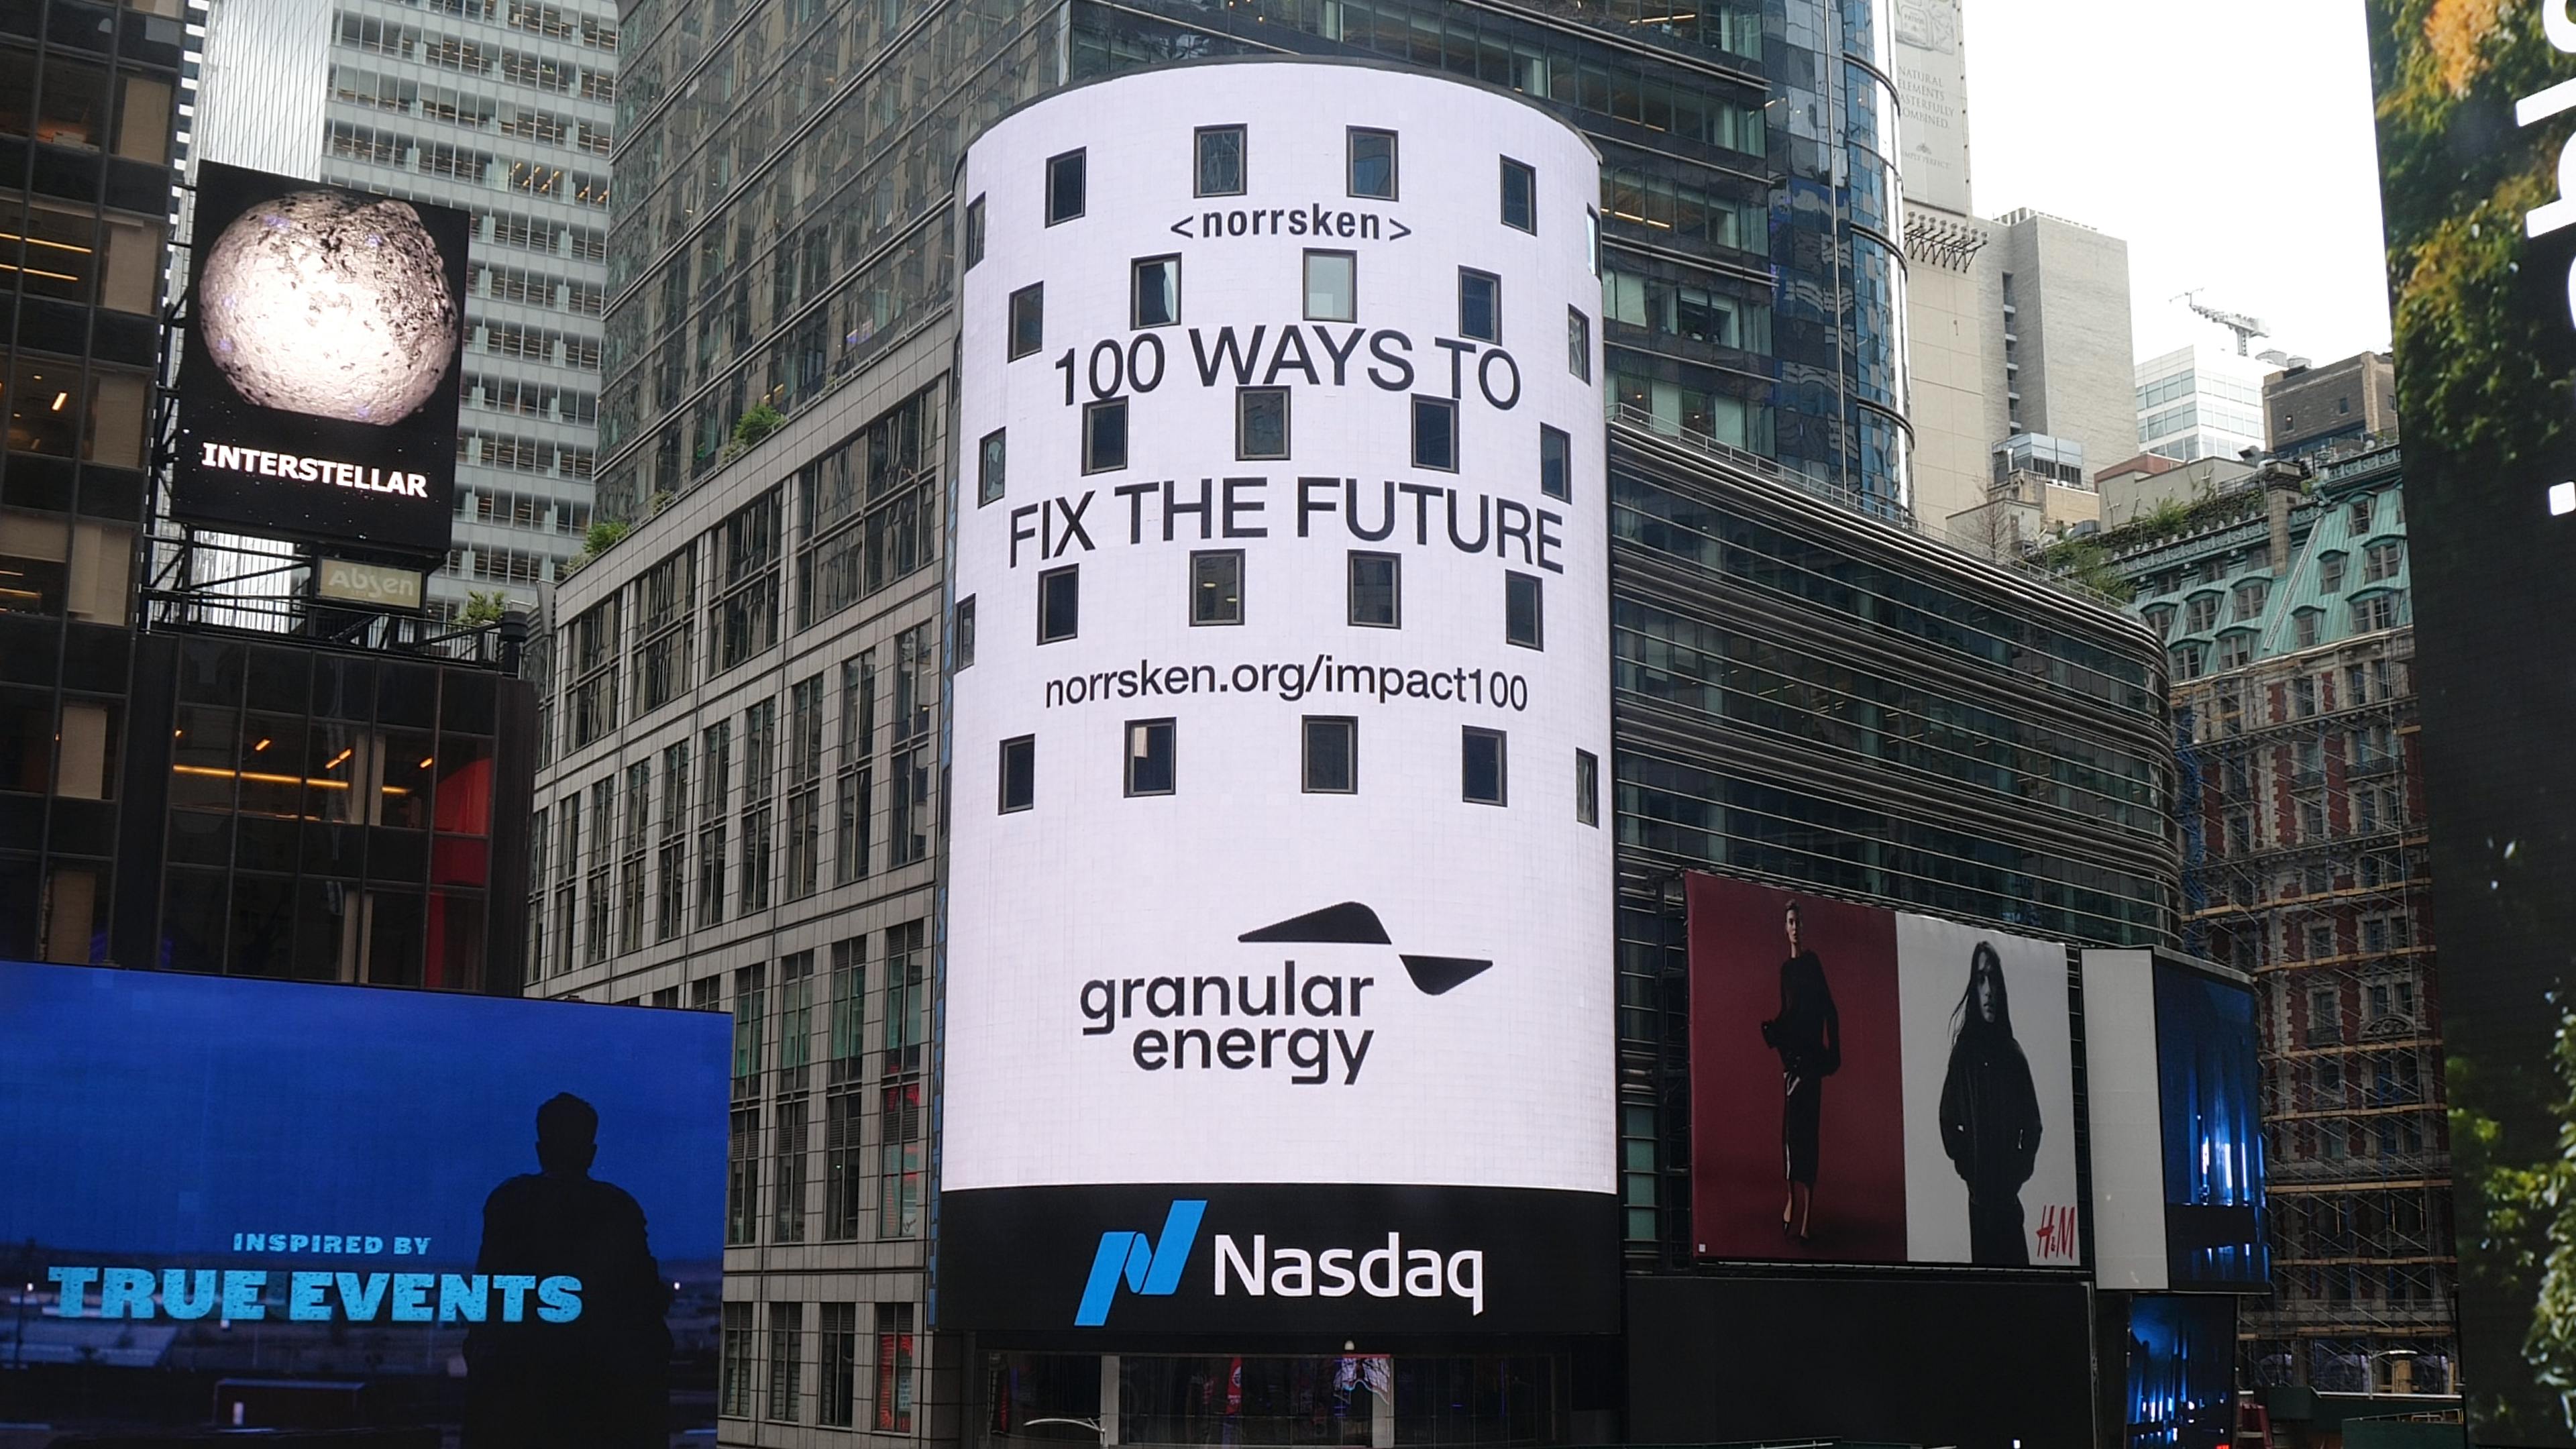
[941,60,1616,1334]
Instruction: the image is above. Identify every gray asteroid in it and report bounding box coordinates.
[199,190,460,425]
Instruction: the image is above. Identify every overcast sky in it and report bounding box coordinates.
[1960,0,2394,366]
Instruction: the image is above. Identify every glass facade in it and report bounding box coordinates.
[1062,0,1912,514]
[0,0,184,963]
[597,0,1911,523]
[1605,425,2176,1260]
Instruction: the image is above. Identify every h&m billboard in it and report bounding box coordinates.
[174,161,468,557]
[0,961,726,1444]
[1684,873,2084,1267]
[939,60,1617,1334]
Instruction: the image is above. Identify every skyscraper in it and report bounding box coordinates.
[0,0,189,962]
[192,0,619,616]
[1984,207,2137,478]
[2137,339,2269,464]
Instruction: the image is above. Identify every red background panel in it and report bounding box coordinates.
[1686,873,1907,1263]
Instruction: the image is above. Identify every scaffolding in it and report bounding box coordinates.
[2136,453,2455,1397]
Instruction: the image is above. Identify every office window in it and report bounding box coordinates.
[1046,148,1085,224]
[1462,727,1507,805]
[1501,157,1536,232]
[2350,494,2375,534]
[720,1302,755,1417]
[955,596,977,669]
[963,194,985,268]
[2353,592,2401,632]
[2233,578,2269,621]
[1132,254,1181,328]
[1347,127,1396,199]
[1304,250,1356,323]
[1576,749,1599,826]
[1540,424,1571,500]
[1083,398,1128,473]
[2318,551,2347,592]
[1303,716,1356,794]
[1568,307,1591,380]
[767,1303,802,1420]
[2184,594,2220,632]
[1505,571,1543,649]
[1458,268,1501,342]
[1196,124,1246,197]
[2294,608,2321,648]
[1125,718,1175,796]
[1348,551,1399,627]
[1191,549,1243,625]
[875,1303,915,1432]
[1237,386,1289,460]
[1038,564,1079,642]
[977,428,1006,505]
[1008,283,1042,360]
[1412,396,1458,472]
[818,1302,859,1427]
[999,735,1035,812]
[2363,539,2404,582]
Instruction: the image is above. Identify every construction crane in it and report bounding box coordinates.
[2173,289,2269,356]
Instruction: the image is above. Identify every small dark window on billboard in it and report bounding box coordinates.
[173,161,472,557]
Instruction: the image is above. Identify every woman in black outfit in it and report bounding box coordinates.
[1759,902,1838,1242]
[1938,941,2045,1265]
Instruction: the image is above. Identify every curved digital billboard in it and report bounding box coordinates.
[940,59,1615,1334]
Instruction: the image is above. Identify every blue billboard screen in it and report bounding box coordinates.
[2156,962,2268,1287]
[0,961,727,1443]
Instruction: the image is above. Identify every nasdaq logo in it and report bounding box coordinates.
[1073,1199,1206,1326]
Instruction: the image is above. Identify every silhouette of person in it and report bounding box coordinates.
[464,1093,672,1448]
[1758,902,1839,1242]
[1939,943,2045,1265]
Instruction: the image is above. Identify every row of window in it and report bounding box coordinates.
[973,405,1574,499]
[717,1299,911,1428]
[332,68,612,154]
[2168,592,2407,677]
[333,11,614,97]
[1010,129,1542,228]
[983,553,1546,653]
[994,720,1600,818]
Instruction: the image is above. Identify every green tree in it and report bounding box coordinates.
[459,590,509,626]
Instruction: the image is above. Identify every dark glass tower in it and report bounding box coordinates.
[0,0,187,961]
[596,0,1912,523]
[1063,0,1913,515]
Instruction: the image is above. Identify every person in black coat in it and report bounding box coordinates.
[464,1093,674,1448]
[1939,943,2045,1265]
[1759,901,1839,1242]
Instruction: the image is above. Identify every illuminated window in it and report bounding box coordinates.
[1304,250,1356,323]
[1302,716,1357,794]
[1459,268,1501,342]
[1038,565,1079,643]
[1008,283,1042,360]
[1236,386,1289,460]
[953,595,975,669]
[963,193,985,269]
[1568,307,1592,381]
[1046,148,1085,224]
[1462,727,1507,805]
[1505,571,1543,649]
[1195,125,1245,197]
[1576,749,1599,826]
[1348,551,1399,628]
[1501,157,1536,233]
[1540,424,1571,501]
[1191,549,1242,626]
[1132,254,1180,329]
[977,428,1006,505]
[1411,396,1457,472]
[1347,127,1396,199]
[1082,398,1128,473]
[998,735,1034,812]
[1124,718,1175,797]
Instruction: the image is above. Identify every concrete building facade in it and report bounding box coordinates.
[2265,350,2398,461]
[1982,208,2137,482]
